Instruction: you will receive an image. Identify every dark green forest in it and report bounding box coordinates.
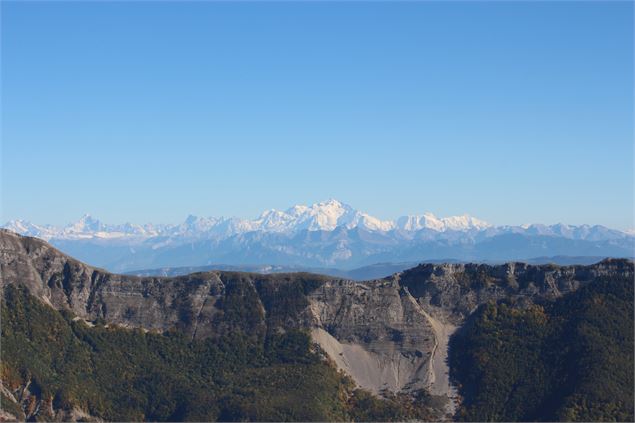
[0,284,436,422]
[450,276,634,422]
[2,270,633,422]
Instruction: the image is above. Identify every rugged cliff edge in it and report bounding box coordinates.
[1,229,632,421]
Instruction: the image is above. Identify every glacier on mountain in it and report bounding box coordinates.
[3,199,488,240]
[3,199,631,242]
[3,199,633,273]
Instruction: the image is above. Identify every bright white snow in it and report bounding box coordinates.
[2,199,630,242]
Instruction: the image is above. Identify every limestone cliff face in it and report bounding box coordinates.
[1,230,326,342]
[1,229,231,338]
[307,278,438,394]
[1,229,632,410]
[398,260,632,324]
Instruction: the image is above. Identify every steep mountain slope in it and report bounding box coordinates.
[450,276,634,421]
[1,229,632,421]
[2,282,444,422]
[0,231,439,422]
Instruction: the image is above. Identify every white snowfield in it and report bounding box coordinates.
[2,199,632,242]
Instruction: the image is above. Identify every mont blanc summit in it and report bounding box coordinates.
[2,199,491,240]
[3,200,633,273]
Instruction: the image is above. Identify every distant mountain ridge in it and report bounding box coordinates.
[4,199,495,240]
[126,257,613,281]
[3,199,633,273]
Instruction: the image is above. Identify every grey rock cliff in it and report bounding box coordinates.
[1,229,632,412]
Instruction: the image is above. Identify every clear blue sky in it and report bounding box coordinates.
[1,1,633,229]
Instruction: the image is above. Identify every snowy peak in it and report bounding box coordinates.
[284,199,352,231]
[508,223,628,241]
[247,199,393,232]
[178,215,221,234]
[2,220,57,240]
[344,212,396,232]
[3,200,630,243]
[396,213,491,232]
[65,214,104,234]
[3,215,165,240]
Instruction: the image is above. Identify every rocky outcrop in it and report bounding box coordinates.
[0,378,100,422]
[307,278,437,394]
[1,229,313,342]
[399,260,633,323]
[1,229,632,420]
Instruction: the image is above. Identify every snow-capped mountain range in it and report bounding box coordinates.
[4,199,494,240]
[3,199,633,273]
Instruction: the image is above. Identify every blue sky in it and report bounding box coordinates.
[1,1,633,229]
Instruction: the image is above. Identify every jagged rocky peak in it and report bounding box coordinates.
[1,199,494,239]
[396,212,491,232]
[7,200,632,244]
[67,213,103,232]
[3,202,632,275]
[397,258,633,323]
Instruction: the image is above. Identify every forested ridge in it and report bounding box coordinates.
[450,275,634,422]
[1,228,633,422]
[0,284,438,422]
